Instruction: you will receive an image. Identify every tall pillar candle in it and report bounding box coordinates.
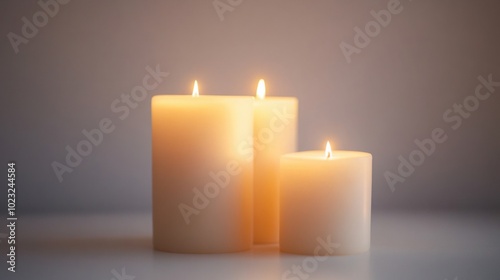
[280,142,372,255]
[252,79,297,244]
[152,82,254,253]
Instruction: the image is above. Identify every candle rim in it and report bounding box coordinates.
[153,94,255,98]
[152,95,255,103]
[282,150,372,160]
[253,96,298,102]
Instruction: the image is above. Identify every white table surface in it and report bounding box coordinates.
[2,211,499,280]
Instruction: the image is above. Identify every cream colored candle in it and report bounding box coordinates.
[152,81,253,253]
[280,142,372,255]
[252,79,297,244]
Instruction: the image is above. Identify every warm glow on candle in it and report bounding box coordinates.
[256,79,266,100]
[325,141,333,159]
[192,80,199,97]
[152,93,255,253]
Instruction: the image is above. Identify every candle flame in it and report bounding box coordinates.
[256,79,266,100]
[192,80,199,97]
[325,141,333,159]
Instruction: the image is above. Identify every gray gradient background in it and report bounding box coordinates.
[1,0,499,214]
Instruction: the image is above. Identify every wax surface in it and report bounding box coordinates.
[253,97,297,244]
[280,150,372,255]
[152,95,254,253]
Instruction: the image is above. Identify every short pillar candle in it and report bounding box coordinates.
[279,142,372,255]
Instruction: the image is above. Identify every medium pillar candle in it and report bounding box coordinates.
[279,142,372,255]
[152,82,254,253]
[253,79,297,244]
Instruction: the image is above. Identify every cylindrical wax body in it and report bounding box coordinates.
[152,95,254,253]
[253,97,297,244]
[280,150,372,255]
